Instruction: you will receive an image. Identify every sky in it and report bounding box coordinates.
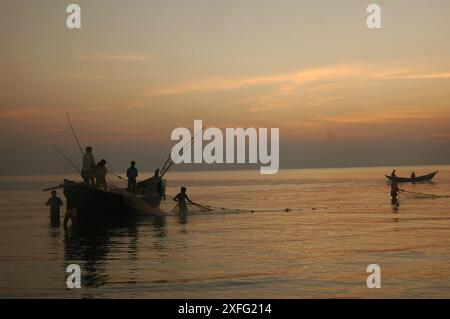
[1,0,450,175]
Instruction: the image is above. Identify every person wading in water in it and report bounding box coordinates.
[45,190,63,226]
[391,178,401,206]
[173,186,194,224]
[173,186,195,212]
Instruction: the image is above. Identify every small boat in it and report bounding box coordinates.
[63,175,164,222]
[385,171,438,183]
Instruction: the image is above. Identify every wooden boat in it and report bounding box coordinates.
[63,175,164,222]
[385,171,438,183]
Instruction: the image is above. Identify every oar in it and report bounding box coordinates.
[42,184,64,192]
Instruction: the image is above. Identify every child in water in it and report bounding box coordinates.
[45,190,63,226]
[173,187,193,212]
[173,186,193,206]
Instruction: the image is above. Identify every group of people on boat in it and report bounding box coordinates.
[81,146,108,190]
[44,145,162,228]
[81,146,141,192]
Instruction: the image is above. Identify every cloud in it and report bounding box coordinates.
[75,53,155,62]
[146,64,365,96]
[283,108,450,141]
[387,72,450,80]
[317,109,450,125]
[145,62,450,98]
[0,107,42,120]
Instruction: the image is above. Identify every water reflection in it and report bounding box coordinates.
[152,215,167,237]
[177,210,189,225]
[174,206,189,235]
[125,223,139,262]
[63,226,110,288]
[61,215,168,288]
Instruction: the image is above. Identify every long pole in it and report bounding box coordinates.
[51,145,81,174]
[66,110,84,155]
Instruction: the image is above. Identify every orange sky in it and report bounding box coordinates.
[1,0,450,174]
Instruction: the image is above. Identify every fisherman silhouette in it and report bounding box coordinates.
[82,146,96,184]
[63,208,78,229]
[390,178,400,206]
[95,159,108,190]
[45,190,63,227]
[391,169,397,179]
[173,186,193,214]
[126,161,138,192]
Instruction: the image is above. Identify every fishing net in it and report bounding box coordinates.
[114,189,164,215]
[169,201,316,215]
[401,190,450,199]
[170,202,255,214]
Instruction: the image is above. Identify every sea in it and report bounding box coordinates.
[1,165,450,298]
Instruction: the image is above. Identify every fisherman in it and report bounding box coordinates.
[126,161,138,192]
[391,169,397,179]
[411,171,416,179]
[82,146,96,184]
[63,208,78,229]
[95,159,108,190]
[173,186,193,213]
[390,178,400,205]
[45,190,64,226]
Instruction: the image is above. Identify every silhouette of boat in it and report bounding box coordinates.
[385,171,438,183]
[63,175,164,222]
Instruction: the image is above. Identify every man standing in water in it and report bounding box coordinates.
[391,178,400,206]
[173,186,194,224]
[45,190,63,226]
[391,169,397,179]
[82,146,95,184]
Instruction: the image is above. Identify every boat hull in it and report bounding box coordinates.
[385,171,438,183]
[63,180,162,222]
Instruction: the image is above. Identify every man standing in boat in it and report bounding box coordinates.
[95,159,108,190]
[126,161,138,192]
[82,146,96,184]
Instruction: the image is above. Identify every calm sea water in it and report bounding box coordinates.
[1,166,450,298]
